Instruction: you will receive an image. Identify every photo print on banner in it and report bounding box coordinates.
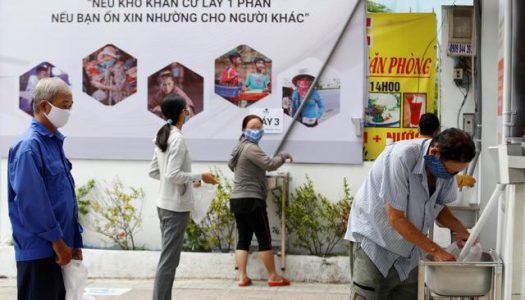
[280,58,341,128]
[82,44,137,106]
[19,62,70,116]
[365,93,401,128]
[214,44,272,108]
[147,63,204,120]
[403,93,427,128]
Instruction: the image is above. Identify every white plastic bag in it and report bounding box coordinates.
[446,241,483,262]
[191,184,218,224]
[61,259,89,300]
[462,242,483,262]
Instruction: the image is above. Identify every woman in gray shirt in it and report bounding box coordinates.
[228,114,292,287]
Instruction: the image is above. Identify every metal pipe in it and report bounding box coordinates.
[503,0,512,139]
[273,0,362,156]
[510,0,525,138]
[458,183,507,261]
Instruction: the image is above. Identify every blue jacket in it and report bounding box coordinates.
[8,120,82,261]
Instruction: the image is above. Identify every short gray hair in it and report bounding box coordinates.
[32,77,71,113]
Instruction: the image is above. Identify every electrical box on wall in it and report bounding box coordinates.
[454,68,464,80]
[447,6,475,56]
[463,113,475,136]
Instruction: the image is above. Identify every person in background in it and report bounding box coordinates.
[418,112,476,188]
[8,77,82,300]
[418,113,441,138]
[345,128,475,299]
[228,115,293,287]
[149,95,217,300]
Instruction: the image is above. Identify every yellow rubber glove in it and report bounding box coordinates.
[456,175,476,188]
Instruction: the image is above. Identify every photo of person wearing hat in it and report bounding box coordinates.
[289,71,325,127]
[19,62,70,116]
[82,44,137,106]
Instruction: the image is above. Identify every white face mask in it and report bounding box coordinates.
[44,101,71,128]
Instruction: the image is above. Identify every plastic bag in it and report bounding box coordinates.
[191,184,217,224]
[461,243,483,262]
[446,241,483,262]
[61,259,90,300]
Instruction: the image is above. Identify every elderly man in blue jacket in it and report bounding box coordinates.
[8,77,82,300]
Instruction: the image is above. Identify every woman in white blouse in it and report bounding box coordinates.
[149,95,217,300]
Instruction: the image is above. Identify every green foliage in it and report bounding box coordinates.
[76,179,96,217]
[183,217,210,252]
[273,175,353,256]
[198,169,236,252]
[367,0,391,13]
[80,178,144,250]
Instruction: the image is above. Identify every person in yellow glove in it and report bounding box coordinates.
[419,113,477,189]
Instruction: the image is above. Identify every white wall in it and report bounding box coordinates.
[439,6,477,129]
[478,0,500,250]
[0,158,373,250]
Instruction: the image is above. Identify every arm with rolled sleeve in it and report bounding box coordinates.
[165,138,201,184]
[11,150,63,242]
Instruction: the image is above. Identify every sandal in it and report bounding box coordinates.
[238,278,252,287]
[267,277,291,287]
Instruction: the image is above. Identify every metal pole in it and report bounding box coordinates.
[273,0,363,156]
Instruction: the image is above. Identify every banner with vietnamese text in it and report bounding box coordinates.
[364,13,437,160]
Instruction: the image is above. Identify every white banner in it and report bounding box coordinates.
[0,0,366,164]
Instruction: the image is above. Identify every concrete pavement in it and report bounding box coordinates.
[0,277,349,300]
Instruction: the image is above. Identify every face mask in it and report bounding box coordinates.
[44,101,71,128]
[244,128,264,143]
[184,115,190,123]
[424,155,457,179]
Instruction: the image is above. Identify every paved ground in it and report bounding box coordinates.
[0,278,350,300]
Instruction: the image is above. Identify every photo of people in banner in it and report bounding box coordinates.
[281,69,340,127]
[147,63,203,120]
[82,44,137,106]
[214,44,271,108]
[19,62,71,116]
[402,93,426,128]
[365,92,401,128]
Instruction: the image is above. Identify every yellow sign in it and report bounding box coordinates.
[364,13,437,160]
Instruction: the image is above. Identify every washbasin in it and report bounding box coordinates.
[420,251,502,297]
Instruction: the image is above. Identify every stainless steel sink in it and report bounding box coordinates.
[418,251,502,298]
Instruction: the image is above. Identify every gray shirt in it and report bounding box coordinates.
[229,138,286,200]
[344,139,457,280]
